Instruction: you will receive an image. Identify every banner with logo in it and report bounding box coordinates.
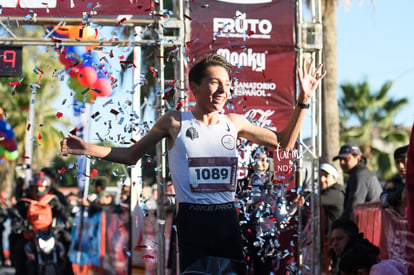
[185,0,297,185]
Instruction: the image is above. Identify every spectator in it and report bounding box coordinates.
[41,167,69,208]
[0,190,11,266]
[407,123,414,232]
[80,178,113,216]
[329,218,361,274]
[339,242,406,275]
[320,163,345,236]
[319,163,345,274]
[380,145,408,216]
[10,172,73,275]
[333,144,382,219]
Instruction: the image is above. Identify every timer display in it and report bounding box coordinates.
[0,46,23,77]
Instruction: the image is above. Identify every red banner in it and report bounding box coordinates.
[185,0,297,183]
[0,0,154,19]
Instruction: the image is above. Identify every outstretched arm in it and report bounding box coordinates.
[234,58,325,150]
[277,58,326,150]
[61,111,179,165]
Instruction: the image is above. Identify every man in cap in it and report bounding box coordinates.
[333,144,382,219]
[319,163,345,274]
[320,163,345,236]
[380,145,409,215]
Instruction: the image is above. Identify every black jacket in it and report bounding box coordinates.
[341,162,382,219]
[321,183,345,234]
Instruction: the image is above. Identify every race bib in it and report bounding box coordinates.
[188,157,237,192]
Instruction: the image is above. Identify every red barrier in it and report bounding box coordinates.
[352,201,382,248]
[352,202,414,273]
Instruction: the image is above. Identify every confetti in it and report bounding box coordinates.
[90,169,98,177]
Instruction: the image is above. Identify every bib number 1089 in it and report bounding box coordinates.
[194,167,229,181]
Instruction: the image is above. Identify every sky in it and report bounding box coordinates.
[336,0,414,127]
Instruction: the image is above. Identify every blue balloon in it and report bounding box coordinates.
[0,120,14,139]
[97,70,109,80]
[65,46,86,62]
[82,50,100,67]
[0,120,5,132]
[4,128,14,139]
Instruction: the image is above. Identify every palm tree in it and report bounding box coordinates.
[338,80,409,179]
[320,1,341,169]
[0,26,70,194]
[320,1,376,182]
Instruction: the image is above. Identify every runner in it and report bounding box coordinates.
[61,53,325,273]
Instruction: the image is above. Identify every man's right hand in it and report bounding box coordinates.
[60,134,87,156]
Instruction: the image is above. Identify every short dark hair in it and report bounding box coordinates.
[331,218,360,242]
[394,145,409,160]
[188,53,232,85]
[41,167,57,180]
[93,178,108,189]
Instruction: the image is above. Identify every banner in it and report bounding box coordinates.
[70,206,130,275]
[0,0,154,19]
[185,0,297,185]
[185,2,298,273]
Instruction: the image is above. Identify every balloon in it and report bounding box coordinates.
[4,128,14,139]
[82,26,98,40]
[91,78,112,97]
[77,66,98,87]
[0,145,4,157]
[75,89,96,103]
[82,50,100,67]
[97,70,109,80]
[0,120,6,132]
[66,63,83,77]
[59,51,70,65]
[68,76,87,94]
[2,138,17,151]
[4,150,18,161]
[65,46,85,63]
[0,121,14,139]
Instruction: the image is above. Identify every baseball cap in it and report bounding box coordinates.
[320,163,338,178]
[333,144,362,161]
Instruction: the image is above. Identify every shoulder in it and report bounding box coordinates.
[329,183,345,194]
[159,110,181,125]
[152,110,181,135]
[226,113,249,129]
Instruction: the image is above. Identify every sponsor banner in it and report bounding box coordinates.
[186,0,297,186]
[0,0,154,19]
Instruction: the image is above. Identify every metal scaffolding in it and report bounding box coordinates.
[296,0,323,273]
[0,0,323,273]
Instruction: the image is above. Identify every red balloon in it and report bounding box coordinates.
[77,66,97,87]
[65,63,83,77]
[91,78,112,97]
[2,138,17,151]
[59,50,69,65]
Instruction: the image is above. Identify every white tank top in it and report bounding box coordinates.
[168,111,238,204]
